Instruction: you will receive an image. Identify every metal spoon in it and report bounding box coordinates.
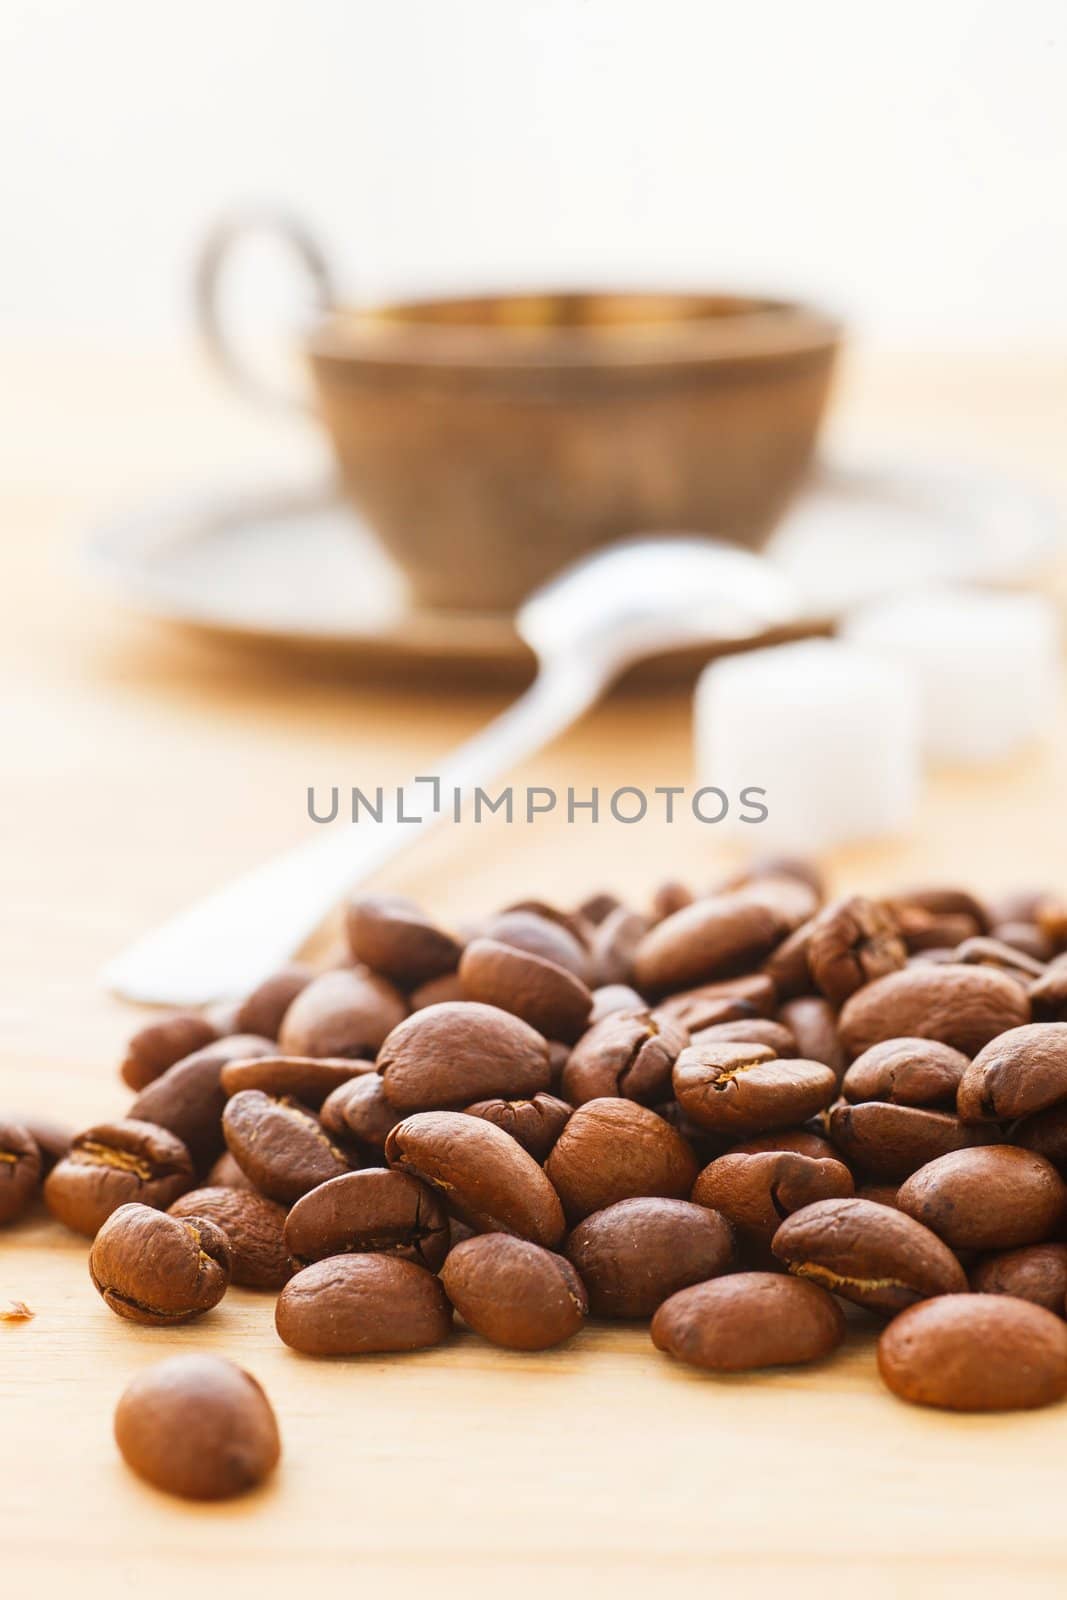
[102,537,798,1005]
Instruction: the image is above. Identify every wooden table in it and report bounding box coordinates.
[3,346,1067,1597]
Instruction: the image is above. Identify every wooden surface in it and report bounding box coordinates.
[3,345,1067,1597]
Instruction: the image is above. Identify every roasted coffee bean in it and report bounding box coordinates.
[115,1355,280,1499]
[120,1013,220,1091]
[730,1128,838,1160]
[320,1072,400,1151]
[673,1044,836,1137]
[969,1243,1067,1315]
[278,968,407,1059]
[761,920,815,999]
[771,1196,967,1314]
[463,1093,572,1162]
[89,1203,230,1325]
[346,894,463,986]
[220,1054,373,1109]
[658,974,777,1032]
[0,1121,42,1225]
[894,907,983,952]
[691,1018,797,1055]
[284,1168,449,1270]
[1028,955,1067,1020]
[1013,1102,1067,1170]
[856,1182,901,1208]
[878,1294,1067,1412]
[12,1116,72,1172]
[691,1148,853,1251]
[652,1272,844,1371]
[650,880,694,921]
[129,1034,275,1170]
[718,855,826,902]
[566,1198,734,1318]
[634,894,786,995]
[222,1090,349,1203]
[441,1234,587,1349]
[485,910,592,982]
[386,1111,565,1246]
[740,874,821,933]
[1037,897,1067,952]
[410,972,466,1011]
[378,1001,551,1111]
[838,963,1030,1058]
[896,1145,1067,1251]
[828,1101,996,1182]
[170,1187,291,1288]
[234,965,315,1039]
[578,891,622,926]
[44,1119,194,1237]
[806,896,907,1006]
[843,1038,970,1109]
[886,887,991,935]
[957,1022,1067,1123]
[589,983,646,1023]
[459,938,593,1044]
[205,1150,255,1190]
[544,1098,698,1224]
[561,1009,688,1107]
[954,937,1046,980]
[502,899,594,949]
[275,1253,452,1355]
[777,997,846,1080]
[991,922,1054,962]
[588,907,651,988]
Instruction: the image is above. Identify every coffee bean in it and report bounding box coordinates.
[129,1034,275,1171]
[828,1101,997,1182]
[588,907,651,988]
[346,894,463,986]
[761,919,815,998]
[954,936,1046,981]
[0,1121,42,1225]
[877,1294,1067,1411]
[441,1234,587,1349]
[566,1198,734,1318]
[378,1001,551,1111]
[204,1150,256,1190]
[776,997,846,1080]
[284,1168,449,1270]
[957,1022,1067,1123]
[740,874,821,932]
[44,1119,194,1237]
[969,1243,1067,1315]
[485,910,592,982]
[544,1098,698,1224]
[650,880,695,921]
[561,1009,688,1107]
[718,855,826,901]
[652,1272,845,1371]
[459,938,593,1044]
[220,1054,373,1109]
[578,891,622,926]
[589,984,646,1023]
[234,964,315,1039]
[114,1355,280,1499]
[838,963,1030,1058]
[89,1202,230,1324]
[462,1093,572,1161]
[842,1038,970,1109]
[991,921,1054,962]
[275,1253,452,1355]
[120,1012,220,1091]
[278,968,407,1059]
[634,894,786,995]
[856,1182,902,1208]
[1029,955,1067,1021]
[658,973,777,1032]
[386,1111,565,1247]
[730,1128,838,1160]
[806,896,908,1006]
[896,1145,1067,1251]
[169,1187,292,1288]
[320,1073,401,1151]
[410,972,466,1011]
[672,1044,836,1137]
[691,1018,797,1055]
[771,1196,967,1314]
[222,1090,350,1203]
[886,886,992,935]
[691,1148,853,1251]
[12,1116,72,1172]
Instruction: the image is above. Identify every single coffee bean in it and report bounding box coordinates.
[115,1355,280,1499]
[842,1038,970,1109]
[441,1234,588,1349]
[11,1115,72,1172]
[658,973,777,1032]
[128,1034,275,1170]
[740,874,821,932]
[320,1072,401,1151]
[588,907,651,988]
[501,899,594,951]
[544,1098,698,1224]
[284,1168,449,1270]
[485,910,592,982]
[278,968,407,1059]
[691,1148,853,1251]
[894,907,984,952]
[691,1018,797,1055]
[838,963,1030,1059]
[386,1111,565,1246]
[717,855,826,902]
[828,1101,997,1182]
[170,1187,292,1289]
[566,1198,734,1318]
[896,1145,1067,1251]
[276,1253,452,1355]
[886,886,992,935]
[957,1022,1067,1123]
[234,964,315,1039]
[220,1054,373,1109]
[0,1121,42,1225]
[378,1001,551,1111]
[120,1012,220,1091]
[673,1044,836,1138]
[954,936,1046,981]
[633,894,786,996]
[462,1093,572,1162]
[777,997,846,1080]
[652,1272,845,1371]
[589,984,646,1023]
[346,894,463,986]
[89,1202,230,1325]
[856,1182,902,1208]
[969,1243,1067,1315]
[409,972,466,1011]
[1013,1101,1067,1170]
[806,896,908,1006]
[991,921,1054,962]
[878,1294,1067,1412]
[561,1009,688,1107]
[578,891,622,926]
[1029,954,1067,1021]
[222,1090,350,1203]
[650,880,694,921]
[761,919,815,998]
[44,1119,194,1237]
[729,1128,838,1160]
[459,938,593,1044]
[204,1150,256,1190]
[771,1196,967,1314]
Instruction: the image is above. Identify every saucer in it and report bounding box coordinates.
[82,455,1061,685]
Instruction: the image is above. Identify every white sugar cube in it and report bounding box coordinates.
[843,588,1060,765]
[695,639,920,853]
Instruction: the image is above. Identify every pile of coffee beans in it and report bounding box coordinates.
[10,864,1067,1495]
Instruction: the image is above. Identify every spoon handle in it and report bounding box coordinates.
[101,656,608,1006]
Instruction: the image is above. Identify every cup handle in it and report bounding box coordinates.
[193,209,338,413]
